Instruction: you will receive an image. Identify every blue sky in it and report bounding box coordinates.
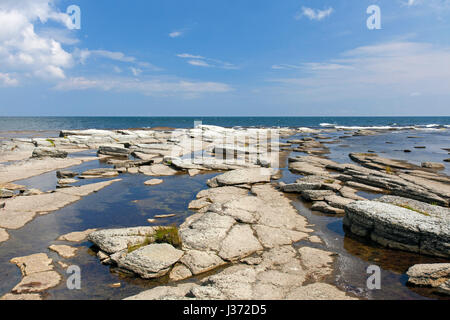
[1,0,450,116]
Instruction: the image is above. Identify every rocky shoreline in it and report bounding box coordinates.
[0,125,449,300]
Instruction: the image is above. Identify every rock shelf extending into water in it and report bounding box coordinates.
[1,124,449,300]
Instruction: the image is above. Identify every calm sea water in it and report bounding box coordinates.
[0,116,449,131]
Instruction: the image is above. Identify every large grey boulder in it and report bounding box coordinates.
[344,200,450,258]
[116,243,184,279]
[87,227,156,254]
[32,148,68,158]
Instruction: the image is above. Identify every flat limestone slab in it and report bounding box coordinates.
[0,157,97,184]
[144,179,164,186]
[12,271,62,294]
[10,253,54,276]
[57,229,97,242]
[49,245,78,258]
[0,293,42,300]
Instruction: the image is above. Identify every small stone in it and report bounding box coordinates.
[421,162,445,170]
[109,283,121,288]
[49,244,78,258]
[169,263,193,281]
[57,229,97,242]
[308,235,323,244]
[437,280,450,296]
[58,178,78,185]
[154,214,176,219]
[56,171,78,178]
[144,179,163,186]
[188,169,200,176]
[0,188,15,198]
[97,250,109,261]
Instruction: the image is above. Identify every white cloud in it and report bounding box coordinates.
[177,53,238,69]
[269,41,450,101]
[169,31,183,38]
[0,0,73,80]
[296,7,333,21]
[187,60,212,67]
[130,67,142,76]
[74,49,161,71]
[177,53,205,59]
[0,72,19,86]
[54,76,233,97]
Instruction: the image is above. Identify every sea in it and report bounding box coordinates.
[0,116,449,132]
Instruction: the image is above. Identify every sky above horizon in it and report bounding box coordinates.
[0,0,450,116]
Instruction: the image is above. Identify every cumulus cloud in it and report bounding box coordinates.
[0,0,73,80]
[296,7,333,21]
[0,72,19,86]
[269,41,450,101]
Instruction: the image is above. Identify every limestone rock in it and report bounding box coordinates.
[218,224,263,261]
[169,263,193,281]
[344,200,450,258]
[139,164,178,176]
[311,201,345,215]
[32,148,68,158]
[98,145,130,157]
[88,227,156,254]
[144,179,164,186]
[57,229,97,242]
[49,245,78,258]
[1,293,42,300]
[180,250,226,275]
[117,243,184,279]
[406,263,450,287]
[301,190,335,201]
[286,283,356,300]
[421,162,445,170]
[10,253,53,276]
[207,168,272,187]
[12,271,62,294]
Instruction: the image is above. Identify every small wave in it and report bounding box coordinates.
[334,125,412,130]
[319,123,336,127]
